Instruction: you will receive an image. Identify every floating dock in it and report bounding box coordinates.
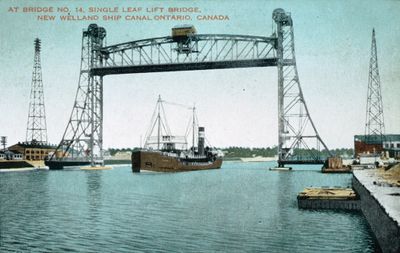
[297,187,359,210]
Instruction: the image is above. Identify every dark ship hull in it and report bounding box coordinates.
[45,160,91,170]
[131,150,222,172]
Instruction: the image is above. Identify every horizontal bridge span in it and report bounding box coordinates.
[91,58,278,75]
[92,34,278,76]
[101,34,277,52]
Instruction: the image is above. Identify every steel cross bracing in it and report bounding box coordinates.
[365,29,385,142]
[49,8,331,167]
[273,9,331,166]
[50,24,105,165]
[91,34,278,75]
[26,38,48,145]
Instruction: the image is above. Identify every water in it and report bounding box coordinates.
[0,162,378,252]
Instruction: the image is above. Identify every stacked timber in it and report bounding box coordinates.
[297,187,360,210]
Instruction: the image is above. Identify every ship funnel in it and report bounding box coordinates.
[198,127,205,156]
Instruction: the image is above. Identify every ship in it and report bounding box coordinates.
[132,96,223,173]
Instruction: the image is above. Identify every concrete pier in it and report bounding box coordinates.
[353,170,400,253]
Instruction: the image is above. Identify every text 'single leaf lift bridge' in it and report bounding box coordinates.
[46,8,332,169]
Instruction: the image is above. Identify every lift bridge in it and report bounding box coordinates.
[47,8,332,169]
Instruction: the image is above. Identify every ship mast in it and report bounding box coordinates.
[157,95,161,150]
[192,106,196,155]
[144,95,193,151]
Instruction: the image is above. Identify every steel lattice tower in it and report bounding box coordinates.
[51,24,106,166]
[26,38,48,144]
[365,29,385,141]
[273,9,331,167]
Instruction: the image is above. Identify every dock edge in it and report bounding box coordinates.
[352,172,400,253]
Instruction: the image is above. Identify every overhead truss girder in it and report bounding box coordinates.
[91,34,278,76]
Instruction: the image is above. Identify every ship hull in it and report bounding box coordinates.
[131,151,222,172]
[44,160,91,170]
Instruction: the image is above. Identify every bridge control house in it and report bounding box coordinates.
[354,134,400,159]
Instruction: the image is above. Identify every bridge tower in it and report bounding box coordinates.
[365,29,385,142]
[51,24,106,166]
[273,9,331,167]
[26,38,48,145]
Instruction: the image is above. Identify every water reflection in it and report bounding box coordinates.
[276,170,293,245]
[0,170,50,249]
[84,171,104,244]
[86,171,103,216]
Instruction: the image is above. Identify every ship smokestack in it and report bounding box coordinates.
[198,127,205,156]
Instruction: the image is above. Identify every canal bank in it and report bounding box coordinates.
[352,169,400,253]
[0,160,33,169]
[0,160,47,171]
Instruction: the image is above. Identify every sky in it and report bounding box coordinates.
[0,0,399,149]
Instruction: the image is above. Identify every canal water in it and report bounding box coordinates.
[0,162,378,252]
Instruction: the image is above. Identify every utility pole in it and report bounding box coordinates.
[1,136,7,151]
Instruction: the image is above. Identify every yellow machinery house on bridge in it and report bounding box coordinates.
[8,142,55,161]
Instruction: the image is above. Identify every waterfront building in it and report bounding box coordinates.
[383,135,400,158]
[354,134,400,158]
[8,142,55,161]
[12,151,23,160]
[0,150,23,160]
[0,151,5,160]
[112,151,131,160]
